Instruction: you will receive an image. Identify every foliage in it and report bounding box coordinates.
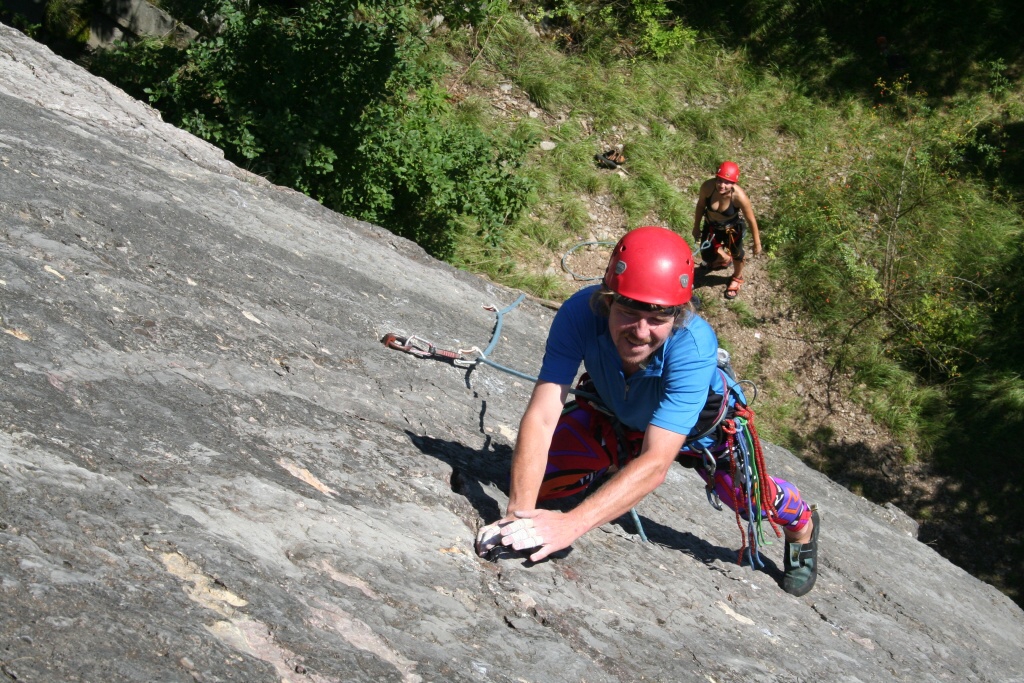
[670,0,1024,100]
[88,0,533,260]
[421,0,493,28]
[772,72,1024,453]
[1,0,94,45]
[519,0,694,57]
[0,0,42,37]
[43,0,93,46]
[339,98,534,259]
[86,36,184,104]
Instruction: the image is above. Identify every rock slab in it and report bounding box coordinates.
[1,25,1023,683]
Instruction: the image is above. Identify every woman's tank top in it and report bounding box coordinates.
[704,192,739,223]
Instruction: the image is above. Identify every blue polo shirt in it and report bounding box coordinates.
[538,285,726,437]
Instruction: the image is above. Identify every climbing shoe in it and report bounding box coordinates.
[783,508,819,596]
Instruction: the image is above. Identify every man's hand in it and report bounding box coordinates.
[501,509,581,562]
[475,520,512,557]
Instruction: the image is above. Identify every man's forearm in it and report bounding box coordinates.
[567,425,685,533]
[506,382,565,514]
[563,453,668,535]
[506,439,548,514]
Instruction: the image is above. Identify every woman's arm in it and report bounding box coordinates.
[693,180,712,241]
[734,185,762,254]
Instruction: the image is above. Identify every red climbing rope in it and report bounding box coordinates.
[736,405,782,539]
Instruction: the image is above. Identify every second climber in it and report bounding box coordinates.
[692,161,762,300]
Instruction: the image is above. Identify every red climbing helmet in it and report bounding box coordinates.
[716,161,740,183]
[604,226,694,307]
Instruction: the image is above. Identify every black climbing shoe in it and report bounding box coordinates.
[783,508,819,596]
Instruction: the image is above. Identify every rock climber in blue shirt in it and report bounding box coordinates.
[475,226,819,596]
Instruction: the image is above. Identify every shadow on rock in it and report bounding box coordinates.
[814,438,907,502]
[784,423,905,502]
[405,430,511,523]
[410,430,786,588]
[633,512,782,582]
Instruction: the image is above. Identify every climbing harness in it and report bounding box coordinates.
[595,150,625,169]
[699,222,739,269]
[670,405,780,569]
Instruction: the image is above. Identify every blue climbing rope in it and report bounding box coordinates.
[560,240,616,282]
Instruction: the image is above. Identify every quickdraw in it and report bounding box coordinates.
[381,333,476,367]
[382,296,525,373]
[382,294,600,396]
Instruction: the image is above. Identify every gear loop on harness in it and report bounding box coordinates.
[700,445,723,511]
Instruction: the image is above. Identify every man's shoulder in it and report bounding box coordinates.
[560,285,600,313]
[548,285,602,342]
[680,312,715,336]
[668,314,718,355]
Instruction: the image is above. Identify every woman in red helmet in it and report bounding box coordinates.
[476,226,819,596]
[692,161,762,299]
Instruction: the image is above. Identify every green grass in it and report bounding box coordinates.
[437,10,806,298]
[726,300,759,328]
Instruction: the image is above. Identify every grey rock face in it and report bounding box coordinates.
[87,0,198,50]
[1,25,1022,683]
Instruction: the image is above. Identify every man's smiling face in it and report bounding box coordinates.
[607,300,676,373]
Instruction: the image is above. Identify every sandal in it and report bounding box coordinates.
[595,150,625,169]
[725,276,744,300]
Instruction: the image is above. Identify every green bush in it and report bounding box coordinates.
[88,0,534,260]
[339,96,534,259]
[772,78,1024,452]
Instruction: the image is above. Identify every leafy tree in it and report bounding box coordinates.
[88,0,533,260]
[674,0,1024,99]
[514,0,695,57]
